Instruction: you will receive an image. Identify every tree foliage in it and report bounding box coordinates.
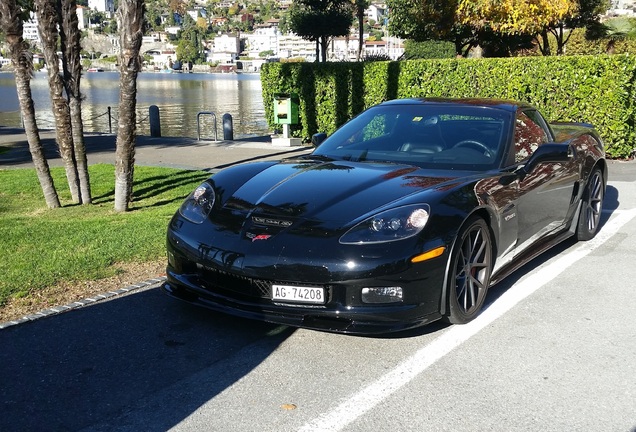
[457,0,609,55]
[176,14,204,63]
[389,0,608,56]
[456,0,575,34]
[386,0,478,56]
[289,0,352,62]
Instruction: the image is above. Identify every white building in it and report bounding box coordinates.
[76,6,90,30]
[607,0,636,15]
[206,33,241,63]
[363,38,404,60]
[330,37,360,61]
[277,33,316,60]
[88,0,114,16]
[243,26,280,58]
[365,3,387,24]
[164,26,181,35]
[144,49,177,69]
[23,13,39,43]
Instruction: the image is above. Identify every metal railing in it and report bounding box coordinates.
[196,111,218,141]
[14,106,152,134]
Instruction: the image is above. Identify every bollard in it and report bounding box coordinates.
[222,113,233,141]
[107,106,112,134]
[149,105,161,137]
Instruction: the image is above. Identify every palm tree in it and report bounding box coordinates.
[60,0,92,203]
[0,0,60,208]
[35,0,82,203]
[354,0,369,61]
[114,0,145,212]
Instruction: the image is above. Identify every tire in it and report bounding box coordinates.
[444,217,493,324]
[576,167,604,241]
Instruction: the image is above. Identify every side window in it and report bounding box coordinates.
[514,110,550,162]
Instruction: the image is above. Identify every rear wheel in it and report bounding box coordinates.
[444,217,493,324]
[576,168,604,241]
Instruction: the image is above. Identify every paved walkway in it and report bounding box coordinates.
[0,127,312,172]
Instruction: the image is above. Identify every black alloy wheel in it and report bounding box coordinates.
[576,167,604,241]
[444,217,493,324]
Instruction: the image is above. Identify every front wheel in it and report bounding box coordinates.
[576,167,604,241]
[444,217,493,324]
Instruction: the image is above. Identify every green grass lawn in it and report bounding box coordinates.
[0,164,209,307]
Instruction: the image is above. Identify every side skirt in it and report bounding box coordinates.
[490,213,580,287]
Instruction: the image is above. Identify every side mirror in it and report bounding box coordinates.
[311,133,327,147]
[500,143,573,185]
[522,143,573,175]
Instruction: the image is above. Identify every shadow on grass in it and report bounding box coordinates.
[0,286,294,431]
[91,169,209,207]
[132,170,209,204]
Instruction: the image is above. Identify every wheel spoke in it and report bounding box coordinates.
[447,218,494,324]
[455,225,491,314]
[586,173,603,232]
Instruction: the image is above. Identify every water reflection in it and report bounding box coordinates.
[0,71,269,138]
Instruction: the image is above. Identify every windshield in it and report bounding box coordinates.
[312,103,511,171]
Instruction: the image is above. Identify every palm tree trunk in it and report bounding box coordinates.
[356,1,365,61]
[35,0,81,203]
[60,0,91,203]
[320,36,328,62]
[1,0,60,208]
[114,0,144,212]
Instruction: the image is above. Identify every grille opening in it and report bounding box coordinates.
[302,315,352,331]
[197,265,328,302]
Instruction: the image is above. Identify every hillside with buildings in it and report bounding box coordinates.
[5,0,402,72]
[2,0,636,72]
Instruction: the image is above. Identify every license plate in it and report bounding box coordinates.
[272,284,325,304]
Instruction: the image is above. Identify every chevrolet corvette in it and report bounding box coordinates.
[162,98,607,334]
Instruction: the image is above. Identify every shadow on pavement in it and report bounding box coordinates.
[0,286,293,431]
[0,129,310,172]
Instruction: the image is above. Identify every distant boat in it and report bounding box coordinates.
[87,67,104,72]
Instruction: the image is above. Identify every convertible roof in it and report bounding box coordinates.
[380,98,532,113]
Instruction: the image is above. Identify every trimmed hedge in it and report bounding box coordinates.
[261,55,636,159]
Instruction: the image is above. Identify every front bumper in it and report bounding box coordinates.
[163,212,450,334]
[162,256,446,334]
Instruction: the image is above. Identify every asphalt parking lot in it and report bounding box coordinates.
[1,129,635,431]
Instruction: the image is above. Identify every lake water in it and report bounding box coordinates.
[0,71,270,139]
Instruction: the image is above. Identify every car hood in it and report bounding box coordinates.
[221,160,461,223]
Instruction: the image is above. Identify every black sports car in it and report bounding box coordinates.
[162,98,607,334]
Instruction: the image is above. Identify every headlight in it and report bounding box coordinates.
[339,204,430,244]
[179,182,216,224]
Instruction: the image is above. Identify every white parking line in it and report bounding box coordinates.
[300,208,636,432]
